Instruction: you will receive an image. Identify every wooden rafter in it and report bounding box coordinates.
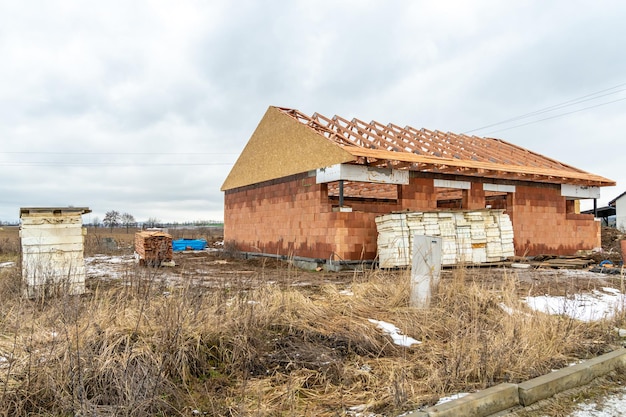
[275,107,615,187]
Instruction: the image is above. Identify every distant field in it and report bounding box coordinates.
[0,225,223,260]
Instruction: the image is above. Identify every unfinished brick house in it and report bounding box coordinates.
[222,106,615,263]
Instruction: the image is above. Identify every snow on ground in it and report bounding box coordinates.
[435,392,469,405]
[569,389,626,417]
[523,287,625,322]
[84,254,137,280]
[367,319,421,347]
[0,261,14,268]
[517,273,626,416]
[524,287,626,416]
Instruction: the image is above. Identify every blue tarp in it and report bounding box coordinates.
[172,239,208,251]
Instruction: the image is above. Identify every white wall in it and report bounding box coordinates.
[20,210,87,297]
[616,195,626,231]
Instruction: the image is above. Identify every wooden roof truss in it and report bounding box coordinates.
[276,107,614,187]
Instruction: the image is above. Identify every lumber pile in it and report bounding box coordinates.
[376,209,515,268]
[533,256,593,269]
[135,231,173,266]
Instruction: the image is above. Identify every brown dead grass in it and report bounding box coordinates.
[0,227,624,416]
[0,259,623,416]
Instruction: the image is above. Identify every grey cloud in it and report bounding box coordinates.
[0,0,625,223]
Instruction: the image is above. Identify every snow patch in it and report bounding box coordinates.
[368,319,421,347]
[435,392,470,405]
[570,389,626,416]
[524,288,625,322]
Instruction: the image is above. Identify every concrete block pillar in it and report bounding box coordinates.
[410,235,442,308]
[462,183,486,210]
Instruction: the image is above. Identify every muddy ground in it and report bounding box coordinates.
[84,245,625,300]
[3,224,625,297]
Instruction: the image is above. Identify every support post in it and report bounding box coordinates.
[339,180,344,207]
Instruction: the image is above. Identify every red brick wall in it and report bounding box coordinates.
[398,177,437,210]
[507,184,600,255]
[225,174,601,260]
[463,183,487,210]
[224,174,401,260]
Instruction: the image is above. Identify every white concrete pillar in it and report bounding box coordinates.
[410,235,442,308]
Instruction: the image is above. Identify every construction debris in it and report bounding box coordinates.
[534,256,593,269]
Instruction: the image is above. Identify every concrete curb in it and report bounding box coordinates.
[401,348,626,417]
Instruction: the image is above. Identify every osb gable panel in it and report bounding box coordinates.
[221,106,356,191]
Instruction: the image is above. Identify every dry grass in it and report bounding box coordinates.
[0,227,624,416]
[0,260,623,417]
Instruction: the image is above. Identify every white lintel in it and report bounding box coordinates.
[316,164,409,185]
[483,183,516,193]
[433,179,471,190]
[561,184,600,199]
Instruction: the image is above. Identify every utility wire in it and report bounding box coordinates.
[0,151,239,155]
[0,162,235,167]
[471,87,626,132]
[463,82,626,134]
[483,95,626,136]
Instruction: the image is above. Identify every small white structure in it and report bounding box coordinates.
[609,192,626,231]
[410,235,442,308]
[20,207,91,298]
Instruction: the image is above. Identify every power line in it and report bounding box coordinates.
[0,162,235,167]
[0,151,239,155]
[483,95,626,135]
[463,82,626,134]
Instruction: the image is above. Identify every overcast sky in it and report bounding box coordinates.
[1,1,624,224]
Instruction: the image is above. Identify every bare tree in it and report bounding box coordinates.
[144,217,161,228]
[103,210,121,231]
[121,212,136,233]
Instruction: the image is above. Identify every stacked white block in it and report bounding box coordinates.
[376,209,515,268]
[20,207,91,298]
[498,215,515,256]
[375,213,411,268]
[456,225,473,263]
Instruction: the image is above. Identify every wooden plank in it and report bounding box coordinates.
[343,147,614,186]
[538,258,592,269]
[135,231,173,265]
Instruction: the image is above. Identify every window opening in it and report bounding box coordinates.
[327,181,398,201]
